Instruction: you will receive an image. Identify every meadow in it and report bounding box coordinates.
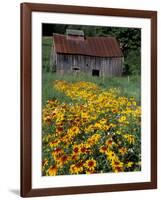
[42,37,141,176]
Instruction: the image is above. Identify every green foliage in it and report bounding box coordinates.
[42,37,53,72]
[124,50,141,75]
[42,72,72,106]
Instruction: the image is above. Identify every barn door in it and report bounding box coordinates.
[92,69,100,76]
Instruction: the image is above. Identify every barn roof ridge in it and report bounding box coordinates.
[53,33,123,58]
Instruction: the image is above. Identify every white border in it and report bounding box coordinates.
[32,12,151,189]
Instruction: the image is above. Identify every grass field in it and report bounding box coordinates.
[42,72,141,106]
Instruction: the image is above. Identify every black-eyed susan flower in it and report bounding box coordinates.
[42,159,48,170]
[99,145,108,154]
[119,147,127,155]
[111,158,124,173]
[123,134,135,144]
[49,140,60,148]
[70,162,84,174]
[72,144,80,155]
[67,126,80,136]
[84,159,97,171]
[105,139,113,147]
[52,147,63,160]
[118,116,127,123]
[106,150,117,161]
[58,155,69,167]
[79,144,87,154]
[87,134,101,146]
[42,80,141,176]
[71,154,79,161]
[47,165,58,176]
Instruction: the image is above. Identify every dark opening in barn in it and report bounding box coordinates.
[72,67,80,71]
[92,69,100,76]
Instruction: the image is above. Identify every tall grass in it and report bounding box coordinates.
[42,72,141,106]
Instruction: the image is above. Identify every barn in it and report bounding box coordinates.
[50,29,124,77]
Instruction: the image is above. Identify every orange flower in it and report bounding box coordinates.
[42,159,48,168]
[72,144,80,154]
[100,145,108,154]
[71,154,79,161]
[49,140,59,148]
[53,147,62,155]
[47,165,57,176]
[70,162,84,174]
[52,147,63,159]
[59,155,69,166]
[80,144,89,154]
[105,139,113,147]
[119,147,127,155]
[84,159,97,171]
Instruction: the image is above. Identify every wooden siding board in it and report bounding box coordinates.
[54,53,122,76]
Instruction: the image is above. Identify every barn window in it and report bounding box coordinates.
[72,67,80,71]
[92,69,100,76]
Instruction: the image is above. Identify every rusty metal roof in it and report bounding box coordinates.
[53,34,123,58]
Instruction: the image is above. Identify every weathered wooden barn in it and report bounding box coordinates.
[50,30,123,76]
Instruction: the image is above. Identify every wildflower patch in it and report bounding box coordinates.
[42,80,141,176]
